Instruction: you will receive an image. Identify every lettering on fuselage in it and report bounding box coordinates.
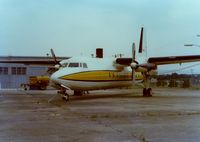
[60,70,142,82]
[110,72,131,78]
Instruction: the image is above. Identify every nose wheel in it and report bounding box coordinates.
[58,89,69,102]
[62,93,69,101]
[48,88,69,103]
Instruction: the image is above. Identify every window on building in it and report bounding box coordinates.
[17,67,21,74]
[4,67,8,75]
[21,67,26,75]
[12,67,26,75]
[0,67,2,75]
[0,67,8,75]
[12,67,16,75]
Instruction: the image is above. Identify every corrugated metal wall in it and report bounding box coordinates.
[0,63,49,89]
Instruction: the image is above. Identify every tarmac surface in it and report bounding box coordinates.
[0,87,200,142]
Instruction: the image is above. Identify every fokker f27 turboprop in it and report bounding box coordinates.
[1,27,200,101]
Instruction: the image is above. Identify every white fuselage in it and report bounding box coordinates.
[50,57,143,91]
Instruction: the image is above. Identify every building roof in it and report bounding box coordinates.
[0,56,69,66]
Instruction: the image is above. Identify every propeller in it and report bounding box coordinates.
[130,43,137,68]
[130,42,137,82]
[130,27,154,72]
[132,42,136,61]
[137,27,157,72]
[50,48,61,66]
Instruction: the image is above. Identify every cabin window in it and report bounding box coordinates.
[83,63,88,68]
[68,63,79,67]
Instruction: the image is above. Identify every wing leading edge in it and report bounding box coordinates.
[148,55,200,65]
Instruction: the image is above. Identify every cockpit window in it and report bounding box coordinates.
[68,63,79,67]
[66,62,88,68]
[62,63,68,67]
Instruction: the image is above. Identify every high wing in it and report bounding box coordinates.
[148,55,200,65]
[116,55,200,66]
[116,27,200,67]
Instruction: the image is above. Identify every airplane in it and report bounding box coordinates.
[1,27,200,102]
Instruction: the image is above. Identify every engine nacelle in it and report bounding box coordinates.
[140,63,157,69]
[130,62,137,69]
[135,66,148,72]
[148,70,158,75]
[135,63,157,73]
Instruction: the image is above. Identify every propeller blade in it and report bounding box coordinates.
[139,27,144,53]
[132,42,136,61]
[131,42,136,83]
[50,48,60,65]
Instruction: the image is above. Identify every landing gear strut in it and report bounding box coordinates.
[48,87,69,103]
[143,73,152,97]
[58,88,69,102]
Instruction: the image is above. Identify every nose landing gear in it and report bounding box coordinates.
[48,87,70,103]
[57,88,69,102]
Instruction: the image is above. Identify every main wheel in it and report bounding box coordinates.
[147,88,152,97]
[74,90,83,96]
[143,88,147,97]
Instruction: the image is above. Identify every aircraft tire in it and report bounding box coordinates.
[143,88,147,97]
[62,93,69,102]
[147,88,152,97]
[74,90,83,96]
[143,88,152,97]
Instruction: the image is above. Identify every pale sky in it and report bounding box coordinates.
[1,0,200,73]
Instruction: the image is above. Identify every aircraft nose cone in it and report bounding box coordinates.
[50,71,60,83]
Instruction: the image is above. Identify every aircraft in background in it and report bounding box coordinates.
[1,27,200,102]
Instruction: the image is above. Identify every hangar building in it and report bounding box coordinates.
[0,56,68,89]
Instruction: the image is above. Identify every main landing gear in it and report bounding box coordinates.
[143,88,152,97]
[142,73,152,97]
[74,90,83,96]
